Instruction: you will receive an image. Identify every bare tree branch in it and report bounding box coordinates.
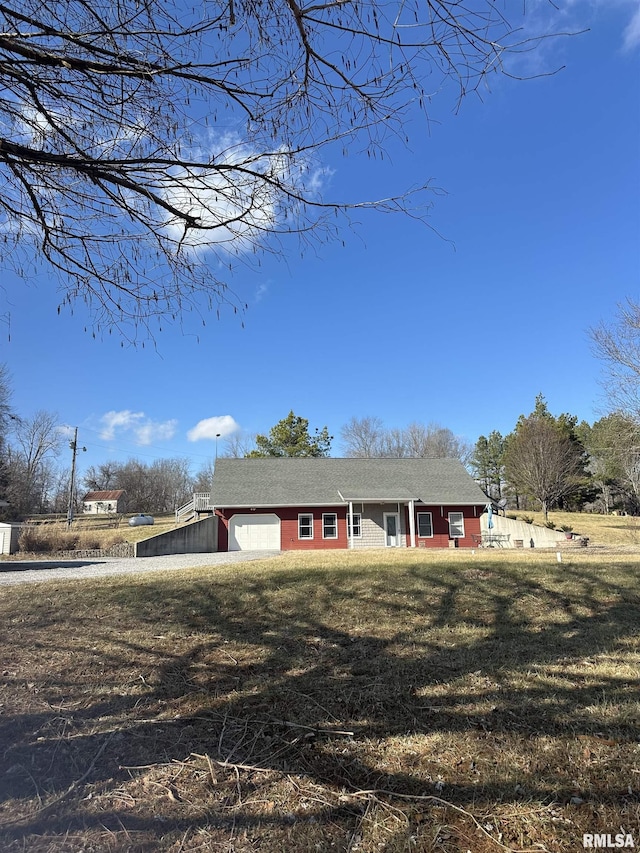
[591,299,640,420]
[0,0,569,340]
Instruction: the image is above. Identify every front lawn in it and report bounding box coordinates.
[0,550,638,851]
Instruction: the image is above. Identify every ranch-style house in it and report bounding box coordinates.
[211,457,488,551]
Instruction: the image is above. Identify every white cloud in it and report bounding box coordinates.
[134,420,178,445]
[99,410,177,445]
[99,410,145,441]
[622,3,640,50]
[557,0,640,53]
[255,281,269,302]
[307,166,335,195]
[187,415,240,442]
[161,134,292,255]
[495,0,640,78]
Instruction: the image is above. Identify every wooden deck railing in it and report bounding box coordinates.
[175,493,214,522]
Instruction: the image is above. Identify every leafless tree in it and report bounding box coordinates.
[149,458,194,511]
[341,416,470,462]
[0,364,13,512]
[591,299,640,419]
[90,457,195,513]
[0,364,12,429]
[340,416,385,457]
[221,432,258,459]
[82,462,120,492]
[192,459,216,495]
[107,460,153,511]
[581,413,640,512]
[504,416,584,520]
[5,409,64,514]
[0,1,566,339]
[402,422,472,463]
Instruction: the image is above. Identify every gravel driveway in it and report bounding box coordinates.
[0,551,282,586]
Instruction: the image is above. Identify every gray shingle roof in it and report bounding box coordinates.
[211,457,487,507]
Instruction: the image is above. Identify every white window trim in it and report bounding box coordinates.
[347,513,362,538]
[298,513,314,540]
[448,511,465,538]
[322,512,338,539]
[417,511,433,538]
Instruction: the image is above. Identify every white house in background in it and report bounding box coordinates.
[82,490,127,514]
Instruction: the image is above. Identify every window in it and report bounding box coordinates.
[322,513,338,539]
[347,513,362,538]
[417,512,433,537]
[298,513,314,539]
[448,512,465,538]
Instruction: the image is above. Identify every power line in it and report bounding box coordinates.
[68,422,221,463]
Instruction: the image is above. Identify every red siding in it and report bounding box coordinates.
[279,507,348,550]
[409,504,482,548]
[216,510,229,551]
[217,507,348,551]
[217,505,483,551]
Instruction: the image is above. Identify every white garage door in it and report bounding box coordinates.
[229,514,281,551]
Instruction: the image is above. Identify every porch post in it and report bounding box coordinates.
[408,499,416,548]
[348,501,354,549]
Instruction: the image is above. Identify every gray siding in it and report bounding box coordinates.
[352,503,406,549]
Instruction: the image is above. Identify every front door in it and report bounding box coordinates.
[384,512,401,547]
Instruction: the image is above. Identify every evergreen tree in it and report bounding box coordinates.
[248,412,332,457]
[471,431,505,499]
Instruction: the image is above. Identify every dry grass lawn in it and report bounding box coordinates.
[12,513,181,556]
[0,549,638,852]
[512,511,640,546]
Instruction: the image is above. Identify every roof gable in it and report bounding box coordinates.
[211,458,487,507]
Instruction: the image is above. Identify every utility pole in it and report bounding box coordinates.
[67,427,86,527]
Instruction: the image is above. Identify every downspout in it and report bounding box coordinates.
[349,501,354,550]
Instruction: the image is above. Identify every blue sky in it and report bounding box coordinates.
[2,0,639,477]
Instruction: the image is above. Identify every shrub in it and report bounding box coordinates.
[18,524,79,553]
[16,518,133,554]
[521,515,534,524]
[544,520,557,529]
[73,530,126,550]
[78,535,102,550]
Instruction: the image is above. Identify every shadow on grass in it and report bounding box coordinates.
[1,557,638,851]
[0,560,109,572]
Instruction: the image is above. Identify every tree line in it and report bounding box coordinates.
[237,406,640,519]
[208,406,640,518]
[2,365,640,520]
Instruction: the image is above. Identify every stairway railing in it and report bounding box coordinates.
[175,493,213,523]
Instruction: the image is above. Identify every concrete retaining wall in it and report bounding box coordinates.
[135,515,218,557]
[480,514,566,548]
